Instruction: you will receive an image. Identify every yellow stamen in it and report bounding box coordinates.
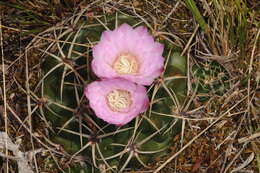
[113,53,139,74]
[106,89,132,112]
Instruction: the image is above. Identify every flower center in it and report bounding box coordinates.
[106,89,132,112]
[113,53,139,74]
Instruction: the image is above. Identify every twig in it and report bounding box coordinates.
[238,132,260,144]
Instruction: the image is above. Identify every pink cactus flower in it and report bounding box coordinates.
[84,78,149,126]
[92,23,164,85]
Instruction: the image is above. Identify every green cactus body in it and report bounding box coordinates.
[192,61,230,102]
[35,12,187,172]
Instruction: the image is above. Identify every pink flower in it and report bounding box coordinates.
[92,23,164,85]
[84,78,149,125]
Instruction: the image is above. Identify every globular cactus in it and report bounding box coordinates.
[192,61,230,102]
[31,10,187,172]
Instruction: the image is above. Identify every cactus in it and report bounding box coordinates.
[31,11,187,172]
[192,61,230,102]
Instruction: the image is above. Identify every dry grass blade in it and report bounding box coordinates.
[230,152,255,173]
[181,24,199,56]
[0,12,9,173]
[152,111,216,121]
[6,103,64,155]
[25,42,40,173]
[223,142,249,173]
[154,95,249,172]
[238,132,260,143]
[161,1,180,25]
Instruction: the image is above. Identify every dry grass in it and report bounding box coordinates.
[0,0,259,172]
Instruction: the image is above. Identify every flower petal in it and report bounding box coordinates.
[92,23,164,85]
[84,78,149,125]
